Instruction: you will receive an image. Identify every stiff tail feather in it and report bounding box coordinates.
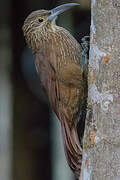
[61,117,82,179]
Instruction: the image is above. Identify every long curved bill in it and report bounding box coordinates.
[48,3,80,21]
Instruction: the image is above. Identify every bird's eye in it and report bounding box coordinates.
[38,18,44,23]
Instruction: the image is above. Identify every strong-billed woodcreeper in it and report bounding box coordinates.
[22,3,88,179]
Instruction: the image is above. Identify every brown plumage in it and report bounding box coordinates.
[22,3,87,179]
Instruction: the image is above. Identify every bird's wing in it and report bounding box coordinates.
[35,51,85,179]
[58,62,84,88]
[35,51,61,116]
[34,50,86,111]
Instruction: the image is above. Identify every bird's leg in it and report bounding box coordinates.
[81,36,90,51]
[81,36,90,57]
[80,36,90,69]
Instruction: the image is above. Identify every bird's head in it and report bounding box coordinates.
[22,3,79,51]
[23,3,79,37]
[22,10,51,37]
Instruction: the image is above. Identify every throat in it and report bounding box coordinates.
[51,18,58,31]
[26,29,43,53]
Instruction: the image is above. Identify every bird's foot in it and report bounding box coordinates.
[81,36,90,57]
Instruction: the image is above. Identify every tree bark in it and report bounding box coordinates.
[81,0,120,179]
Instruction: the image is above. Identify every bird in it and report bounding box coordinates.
[22,3,88,179]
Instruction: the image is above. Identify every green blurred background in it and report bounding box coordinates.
[0,0,90,180]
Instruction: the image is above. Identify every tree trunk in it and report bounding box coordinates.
[81,0,120,179]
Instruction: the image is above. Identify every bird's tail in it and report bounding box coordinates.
[61,117,82,179]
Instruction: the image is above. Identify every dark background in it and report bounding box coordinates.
[0,0,90,180]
